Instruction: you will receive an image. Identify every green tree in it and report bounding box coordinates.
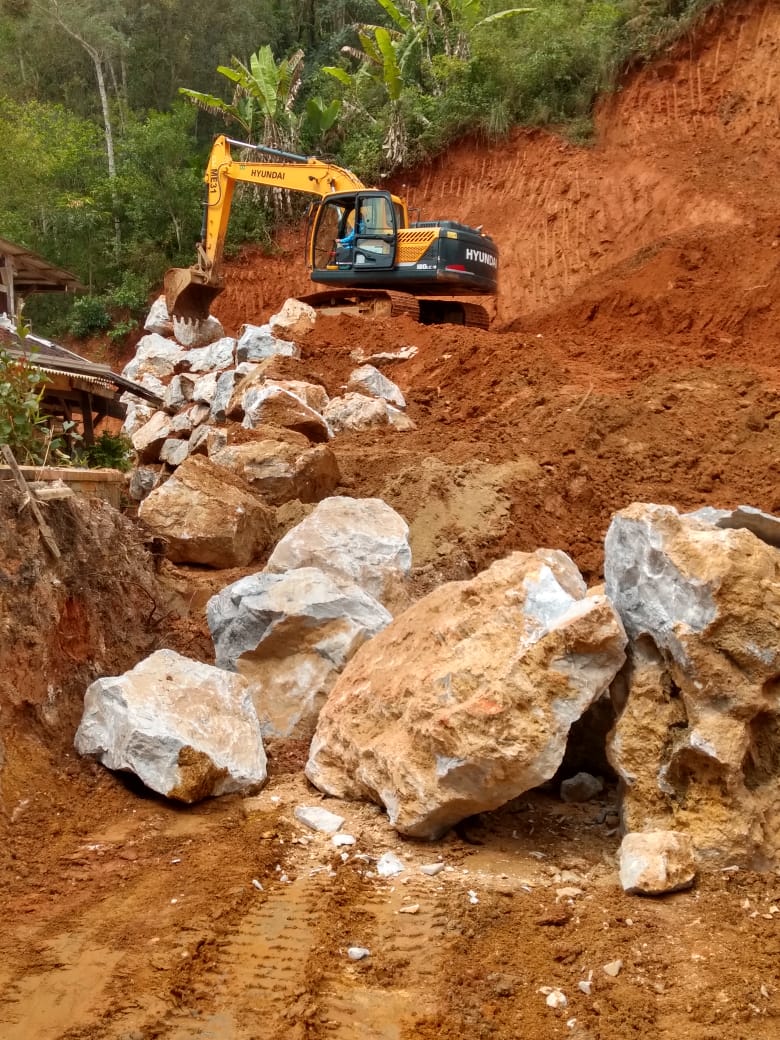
[33,1,129,252]
[0,99,110,288]
[113,104,203,275]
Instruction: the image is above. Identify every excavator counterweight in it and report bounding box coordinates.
[164,135,498,329]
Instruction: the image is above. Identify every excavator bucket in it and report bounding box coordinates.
[163,267,224,321]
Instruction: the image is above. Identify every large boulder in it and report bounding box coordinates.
[138,455,275,567]
[211,439,339,506]
[143,295,174,337]
[179,337,236,374]
[122,334,182,382]
[306,550,627,837]
[605,503,780,866]
[75,649,267,802]
[242,385,330,442]
[266,496,412,603]
[208,568,392,739]
[131,410,174,463]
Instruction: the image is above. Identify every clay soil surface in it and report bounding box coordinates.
[2,1,780,1037]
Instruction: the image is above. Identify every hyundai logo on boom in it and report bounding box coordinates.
[465,247,497,267]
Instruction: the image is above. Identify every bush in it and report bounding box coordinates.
[79,431,134,472]
[0,348,52,464]
[105,272,150,313]
[67,295,111,338]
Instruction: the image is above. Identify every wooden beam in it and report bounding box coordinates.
[79,390,95,446]
[0,445,61,559]
[1,256,15,318]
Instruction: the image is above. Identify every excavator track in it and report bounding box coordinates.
[297,290,490,329]
[297,289,421,322]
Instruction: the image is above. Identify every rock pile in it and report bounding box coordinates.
[123,297,414,567]
[73,298,780,882]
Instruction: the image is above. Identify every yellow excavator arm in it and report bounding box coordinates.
[165,135,399,319]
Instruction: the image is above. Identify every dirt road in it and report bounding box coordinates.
[2,1,780,1036]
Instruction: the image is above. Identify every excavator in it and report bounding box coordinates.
[164,135,498,329]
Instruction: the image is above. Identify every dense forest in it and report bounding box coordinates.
[0,0,721,337]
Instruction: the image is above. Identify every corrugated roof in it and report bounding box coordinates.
[0,324,163,407]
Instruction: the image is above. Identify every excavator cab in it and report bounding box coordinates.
[309,191,400,275]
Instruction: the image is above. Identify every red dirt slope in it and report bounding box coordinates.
[210,1,780,584]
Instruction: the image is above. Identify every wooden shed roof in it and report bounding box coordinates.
[0,237,84,294]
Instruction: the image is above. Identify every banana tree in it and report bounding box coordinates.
[444,1,535,60]
[179,45,304,151]
[180,46,305,217]
[325,23,409,168]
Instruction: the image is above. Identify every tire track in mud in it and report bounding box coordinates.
[156,865,455,1040]
[158,872,325,1038]
[308,874,452,1039]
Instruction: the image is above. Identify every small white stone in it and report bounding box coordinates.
[347,946,370,961]
[377,852,405,878]
[294,805,345,834]
[468,890,479,905]
[251,879,263,891]
[332,833,356,848]
[545,989,567,1009]
[603,960,623,977]
[398,904,420,914]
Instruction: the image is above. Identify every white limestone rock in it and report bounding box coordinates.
[265,379,329,414]
[159,438,190,467]
[242,385,330,443]
[121,396,156,437]
[347,365,406,408]
[210,439,339,506]
[306,550,627,837]
[207,567,392,739]
[122,334,182,382]
[144,295,174,337]
[324,393,415,433]
[266,496,412,604]
[75,649,267,803]
[211,370,239,422]
[187,424,210,456]
[294,805,345,834]
[164,374,195,411]
[179,337,236,374]
[131,410,173,463]
[236,323,301,361]
[270,298,316,338]
[605,502,780,866]
[618,831,696,895]
[192,371,219,406]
